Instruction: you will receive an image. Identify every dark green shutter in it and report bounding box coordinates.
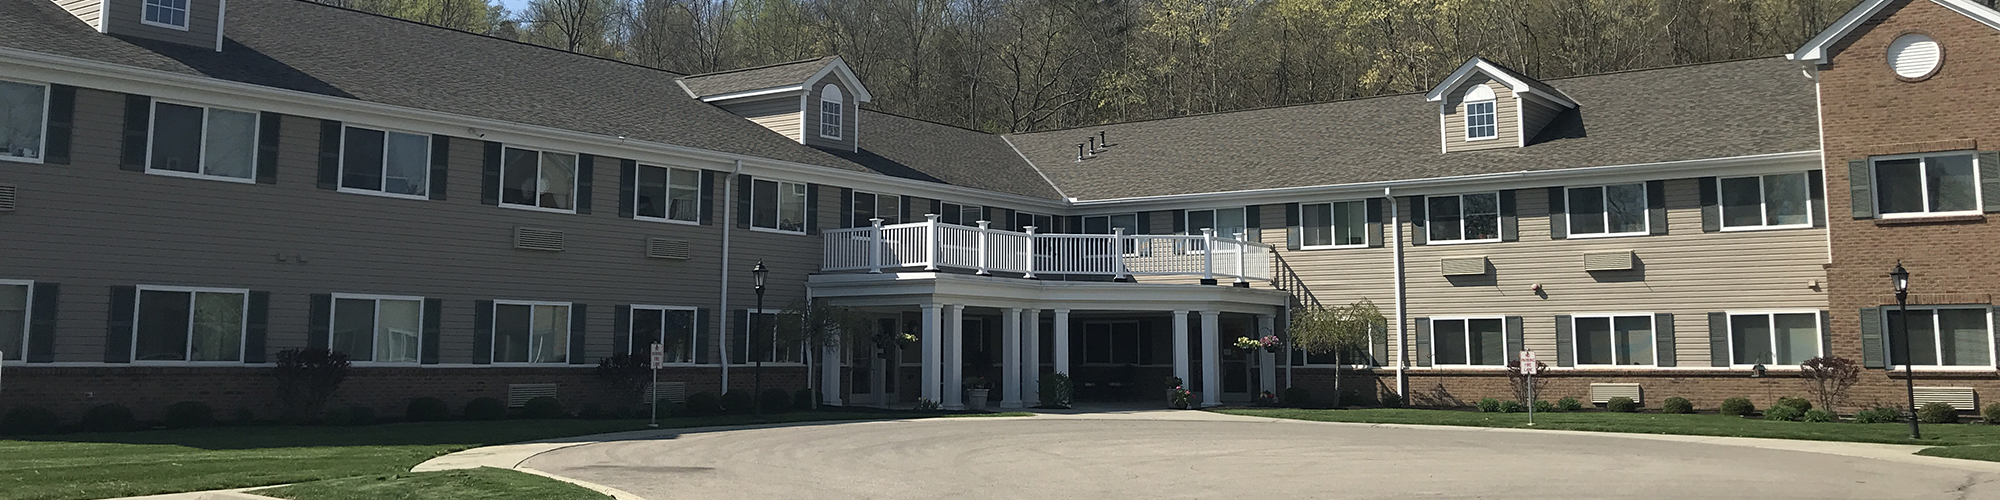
[1980,151,2000,213]
[613,305,633,356]
[1859,307,1883,369]
[1245,205,1262,242]
[568,304,587,364]
[1412,318,1431,367]
[307,293,331,349]
[1409,196,1428,245]
[574,155,594,214]
[805,183,821,234]
[736,174,754,228]
[472,300,494,364]
[732,309,749,364]
[1808,170,1826,228]
[929,199,943,218]
[119,94,151,171]
[1699,176,1720,233]
[480,141,502,206]
[316,120,341,190]
[1820,310,1833,359]
[1365,198,1384,248]
[1547,187,1568,239]
[1654,313,1675,367]
[699,170,717,225]
[105,286,135,363]
[428,135,450,201]
[1554,315,1572,367]
[1499,190,1518,241]
[1135,211,1152,234]
[255,112,280,184]
[618,159,637,219]
[1283,203,1301,250]
[244,291,269,363]
[1646,180,1668,235]
[695,308,712,364]
[43,85,74,165]
[837,188,854,228]
[1505,316,1524,357]
[25,282,57,363]
[1709,312,1730,367]
[1169,210,1186,234]
[902,197,918,223]
[1848,159,1872,219]
[421,298,442,364]
[1370,325,1389,367]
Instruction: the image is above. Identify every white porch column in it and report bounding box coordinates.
[1001,307,1023,408]
[822,341,843,406]
[1023,308,1041,404]
[1258,314,1277,394]
[1200,310,1221,407]
[944,304,966,410]
[1172,311,1191,386]
[1053,309,1071,376]
[921,304,942,405]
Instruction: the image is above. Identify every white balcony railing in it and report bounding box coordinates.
[823,214,1274,283]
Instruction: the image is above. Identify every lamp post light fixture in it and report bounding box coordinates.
[752,261,768,417]
[1891,262,1919,440]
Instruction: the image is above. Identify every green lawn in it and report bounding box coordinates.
[256,467,609,500]
[0,411,945,500]
[1219,408,2000,459]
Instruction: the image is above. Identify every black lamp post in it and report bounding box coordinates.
[1891,262,1919,440]
[752,261,768,417]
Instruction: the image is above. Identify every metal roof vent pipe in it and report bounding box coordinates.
[1076,143,1085,162]
[1088,137,1098,153]
[1099,130,1108,148]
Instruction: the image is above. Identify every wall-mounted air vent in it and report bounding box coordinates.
[1439,256,1487,276]
[506,383,559,408]
[1589,383,1642,404]
[514,227,564,252]
[643,381,688,403]
[1583,251,1634,271]
[1914,386,1978,410]
[647,237,692,260]
[0,184,15,212]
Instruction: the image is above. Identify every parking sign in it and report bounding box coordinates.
[1519,351,1536,375]
[649,343,665,369]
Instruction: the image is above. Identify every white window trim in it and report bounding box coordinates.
[1299,200,1370,250]
[819,100,843,140]
[1882,305,1998,371]
[145,100,260,184]
[1716,174,1815,232]
[750,178,808,235]
[0,79,49,165]
[739,308,806,366]
[1425,193,1503,244]
[130,285,249,365]
[1722,310,1824,369]
[0,279,31,361]
[1564,184,1650,238]
[140,0,191,30]
[632,304,700,365]
[498,146,579,215]
[490,299,573,366]
[329,293,425,365]
[633,163,702,225]
[1870,151,1984,219]
[335,126,432,201]
[1464,100,1498,141]
[1568,313,1659,368]
[1429,316,1510,368]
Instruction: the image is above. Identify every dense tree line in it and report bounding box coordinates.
[319,0,1859,133]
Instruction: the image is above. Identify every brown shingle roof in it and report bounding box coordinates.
[677,57,834,99]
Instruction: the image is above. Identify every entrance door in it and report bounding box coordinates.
[849,317,900,407]
[1221,324,1254,402]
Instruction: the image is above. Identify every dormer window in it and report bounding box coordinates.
[1463,85,1496,141]
[142,0,190,30]
[819,85,843,140]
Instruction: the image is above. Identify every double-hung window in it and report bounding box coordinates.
[1719,173,1811,229]
[148,102,258,182]
[1302,201,1366,248]
[1427,193,1499,243]
[851,191,901,226]
[1571,314,1655,366]
[500,147,578,211]
[636,164,701,223]
[1083,322,1141,364]
[340,126,430,198]
[133,286,247,362]
[1082,214,1138,235]
[751,179,808,232]
[1431,317,1506,366]
[1463,83,1497,141]
[819,85,843,139]
[1567,183,1648,236]
[941,202,984,227]
[493,301,570,364]
[142,0,189,29]
[1885,307,1994,368]
[330,295,422,363]
[0,281,27,361]
[1014,212,1054,232]
[733,310,802,364]
[631,306,697,364]
[0,80,47,163]
[1185,208,1247,238]
[1873,153,1979,217]
[1726,312,1821,366]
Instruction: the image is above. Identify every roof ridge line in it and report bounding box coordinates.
[276,0,689,77]
[680,55,834,80]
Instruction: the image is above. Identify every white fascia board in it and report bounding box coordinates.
[1792,0,2000,63]
[1425,58,1577,108]
[806,57,874,103]
[697,84,804,103]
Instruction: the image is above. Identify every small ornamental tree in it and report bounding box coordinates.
[275,347,351,423]
[1505,358,1549,405]
[596,353,653,404]
[1288,300,1385,407]
[1800,356,1860,414]
[776,299,874,410]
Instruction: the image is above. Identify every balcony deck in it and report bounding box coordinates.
[821,216,1273,284]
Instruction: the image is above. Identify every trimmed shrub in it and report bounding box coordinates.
[578,403,610,420]
[1775,397,1812,413]
[2,406,62,435]
[1852,406,1903,424]
[1557,397,1584,412]
[794,388,816,411]
[1039,373,1073,409]
[1985,403,2000,425]
[1533,400,1555,413]
[1803,409,1836,423]
[164,401,215,428]
[1283,387,1312,407]
[463,397,507,421]
[1476,398,1501,413]
[233,408,256,425]
[652,399,686,418]
[405,397,451,422]
[759,389,793,413]
[1918,402,1960,424]
[1605,396,1638,413]
[1498,400,1524,413]
[82,404,139,432]
[1379,392,1404,408]
[1661,397,1693,414]
[719,391,754,414]
[685,392,721,415]
[1763,405,1803,421]
[341,405,376,426]
[521,397,568,419]
[1719,397,1756,417]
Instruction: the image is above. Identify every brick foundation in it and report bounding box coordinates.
[1282,367,2000,412]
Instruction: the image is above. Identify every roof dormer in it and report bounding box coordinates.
[677,56,873,152]
[1426,57,1577,153]
[51,0,228,51]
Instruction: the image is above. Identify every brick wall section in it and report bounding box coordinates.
[1817,0,2000,403]
[1284,367,1993,412]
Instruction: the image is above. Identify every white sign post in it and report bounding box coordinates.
[1519,350,1537,426]
[649,343,664,428]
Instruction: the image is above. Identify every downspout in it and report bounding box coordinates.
[719,160,742,391]
[1389,187,1409,399]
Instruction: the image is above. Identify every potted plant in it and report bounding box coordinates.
[1233,336,1263,352]
[1168,385,1193,409]
[963,377,990,411]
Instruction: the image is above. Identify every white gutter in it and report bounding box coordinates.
[1388,187,1408,399]
[719,160,741,390]
[698,85,805,103]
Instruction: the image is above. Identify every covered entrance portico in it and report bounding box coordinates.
[810,272,1289,409]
